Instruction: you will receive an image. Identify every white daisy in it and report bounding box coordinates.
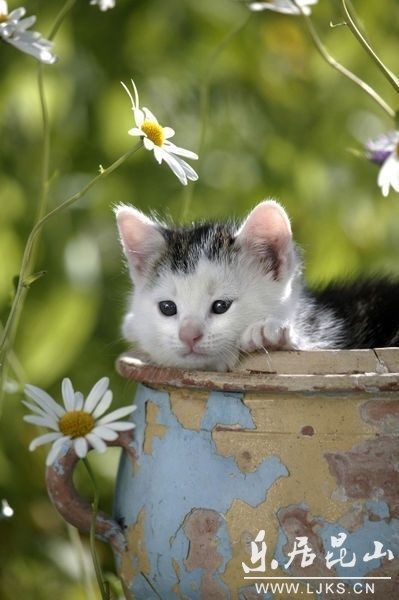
[122,79,199,186]
[90,0,116,11]
[249,0,318,16]
[366,131,399,197]
[23,377,136,465]
[0,1,57,64]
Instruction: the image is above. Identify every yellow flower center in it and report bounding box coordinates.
[59,411,95,438]
[0,14,8,23]
[141,120,165,147]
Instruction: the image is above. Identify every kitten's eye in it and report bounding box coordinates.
[158,300,177,316]
[211,299,233,314]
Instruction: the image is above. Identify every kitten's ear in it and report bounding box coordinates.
[115,205,165,279]
[235,200,294,276]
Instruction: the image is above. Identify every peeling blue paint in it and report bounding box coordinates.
[114,384,288,599]
[201,391,256,430]
[364,500,390,519]
[319,517,399,579]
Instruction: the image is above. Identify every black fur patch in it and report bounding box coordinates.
[312,278,399,348]
[156,222,238,273]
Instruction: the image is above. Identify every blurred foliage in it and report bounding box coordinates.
[1,0,399,597]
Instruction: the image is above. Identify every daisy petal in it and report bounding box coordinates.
[153,146,164,164]
[165,152,198,184]
[8,8,27,21]
[178,158,199,182]
[378,153,399,197]
[22,400,48,417]
[92,390,113,419]
[46,437,71,465]
[86,433,107,453]
[130,78,140,109]
[133,108,144,128]
[97,405,136,424]
[83,377,109,413]
[163,127,175,139]
[46,444,62,466]
[164,141,198,160]
[121,80,134,107]
[92,425,119,441]
[128,127,144,137]
[143,107,159,124]
[23,414,59,431]
[17,15,36,31]
[105,421,135,431]
[161,151,188,185]
[143,136,155,151]
[74,437,88,458]
[24,384,65,418]
[74,391,84,410]
[29,432,62,451]
[62,378,75,411]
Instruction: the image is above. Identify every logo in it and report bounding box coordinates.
[241,530,394,596]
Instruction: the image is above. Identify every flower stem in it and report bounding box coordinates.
[67,524,97,600]
[291,1,395,119]
[341,0,399,94]
[82,457,111,600]
[0,0,78,403]
[180,13,252,221]
[0,143,142,397]
[48,0,77,41]
[27,63,51,278]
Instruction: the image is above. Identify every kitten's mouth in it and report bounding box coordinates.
[181,349,206,358]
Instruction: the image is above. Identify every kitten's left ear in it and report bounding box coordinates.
[115,205,166,280]
[235,200,294,276]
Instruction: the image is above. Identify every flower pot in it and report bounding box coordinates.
[46,348,399,599]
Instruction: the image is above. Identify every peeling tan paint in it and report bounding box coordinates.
[143,401,168,454]
[214,394,375,520]
[218,393,383,596]
[120,508,150,599]
[222,499,285,597]
[169,389,208,430]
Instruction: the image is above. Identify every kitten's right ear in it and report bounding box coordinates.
[115,205,165,279]
[235,200,294,277]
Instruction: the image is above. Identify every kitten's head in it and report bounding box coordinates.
[116,200,300,371]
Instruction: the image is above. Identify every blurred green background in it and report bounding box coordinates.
[1,0,399,597]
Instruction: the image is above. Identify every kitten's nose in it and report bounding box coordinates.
[179,321,203,350]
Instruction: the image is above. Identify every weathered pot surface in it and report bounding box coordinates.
[46,349,399,599]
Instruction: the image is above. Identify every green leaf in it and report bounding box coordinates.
[23,271,47,287]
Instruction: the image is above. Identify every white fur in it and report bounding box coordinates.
[122,251,301,371]
[117,200,343,371]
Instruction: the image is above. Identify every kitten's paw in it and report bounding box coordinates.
[239,318,296,353]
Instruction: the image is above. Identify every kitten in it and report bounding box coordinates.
[116,201,399,371]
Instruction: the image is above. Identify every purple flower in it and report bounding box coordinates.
[366,131,399,165]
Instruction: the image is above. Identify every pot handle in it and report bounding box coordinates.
[45,431,135,555]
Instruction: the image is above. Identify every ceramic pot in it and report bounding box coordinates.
[46,349,399,599]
